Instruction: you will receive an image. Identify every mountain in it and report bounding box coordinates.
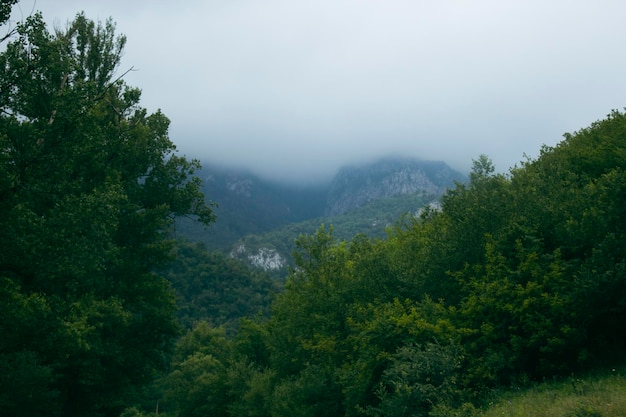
[325,157,466,216]
[175,157,466,263]
[175,165,329,250]
[228,192,438,274]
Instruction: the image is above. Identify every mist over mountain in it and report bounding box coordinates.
[176,164,329,250]
[326,157,466,216]
[177,156,466,255]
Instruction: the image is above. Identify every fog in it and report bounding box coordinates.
[12,0,626,183]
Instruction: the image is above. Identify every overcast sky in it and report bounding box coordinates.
[10,0,626,183]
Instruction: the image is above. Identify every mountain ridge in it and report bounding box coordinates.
[176,156,466,256]
[326,157,466,216]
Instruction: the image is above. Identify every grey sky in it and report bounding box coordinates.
[12,0,626,182]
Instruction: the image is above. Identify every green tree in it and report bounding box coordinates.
[508,111,626,362]
[440,155,512,271]
[0,10,213,417]
[452,111,626,385]
[161,322,232,417]
[263,227,467,417]
[469,153,495,181]
[0,0,18,44]
[366,341,465,417]
[164,240,279,331]
[341,297,464,415]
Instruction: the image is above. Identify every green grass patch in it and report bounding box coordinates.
[479,368,626,417]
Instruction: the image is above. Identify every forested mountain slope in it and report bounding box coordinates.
[175,165,328,250]
[153,110,626,417]
[177,157,464,256]
[229,192,437,274]
[163,240,280,331]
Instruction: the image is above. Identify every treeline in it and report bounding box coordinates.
[146,111,626,417]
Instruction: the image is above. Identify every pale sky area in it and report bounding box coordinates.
[8,0,626,183]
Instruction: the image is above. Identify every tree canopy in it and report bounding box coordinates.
[0,9,213,417]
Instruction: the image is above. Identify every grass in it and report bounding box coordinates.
[478,368,626,417]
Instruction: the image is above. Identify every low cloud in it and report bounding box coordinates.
[24,0,626,182]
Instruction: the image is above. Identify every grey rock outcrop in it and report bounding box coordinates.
[325,157,464,216]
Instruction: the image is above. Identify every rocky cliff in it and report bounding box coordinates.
[325,157,465,216]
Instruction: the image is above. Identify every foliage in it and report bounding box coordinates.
[160,322,233,417]
[0,0,17,26]
[365,341,465,417]
[0,9,213,417]
[152,109,626,417]
[452,111,626,386]
[164,240,280,331]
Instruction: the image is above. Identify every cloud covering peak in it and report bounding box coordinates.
[16,0,626,182]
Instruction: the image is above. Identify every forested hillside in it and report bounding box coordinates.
[175,165,329,251]
[150,111,626,417]
[164,240,280,331]
[229,192,436,274]
[2,3,626,417]
[176,157,464,254]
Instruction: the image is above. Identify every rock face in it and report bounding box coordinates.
[224,175,253,198]
[230,243,286,271]
[325,157,464,216]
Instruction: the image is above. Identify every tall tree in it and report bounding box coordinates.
[0,10,213,417]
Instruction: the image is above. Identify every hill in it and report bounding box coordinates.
[326,157,465,216]
[175,165,329,250]
[228,192,438,273]
[176,156,465,260]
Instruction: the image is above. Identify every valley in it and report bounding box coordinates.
[176,156,466,273]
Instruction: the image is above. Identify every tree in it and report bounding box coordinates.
[366,341,465,417]
[161,322,233,417]
[469,153,495,182]
[0,0,18,41]
[452,112,626,385]
[420,155,512,302]
[0,10,213,417]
